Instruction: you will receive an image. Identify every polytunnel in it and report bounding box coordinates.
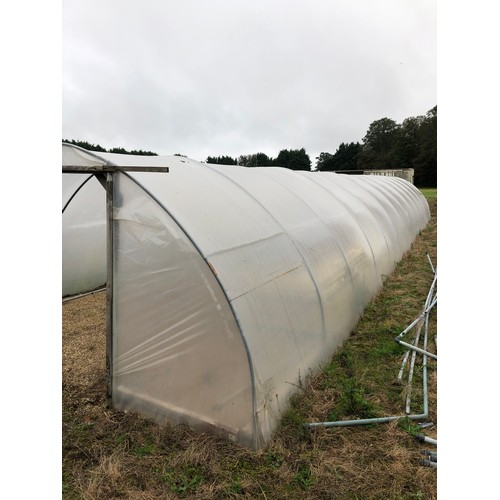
[62,143,430,449]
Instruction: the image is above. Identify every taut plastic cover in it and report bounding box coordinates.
[62,145,107,297]
[62,145,430,448]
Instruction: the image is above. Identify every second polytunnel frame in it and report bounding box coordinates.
[63,161,170,404]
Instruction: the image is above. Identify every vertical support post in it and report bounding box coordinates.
[106,171,114,405]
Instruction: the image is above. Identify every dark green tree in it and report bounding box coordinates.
[129,149,158,156]
[62,139,107,152]
[358,118,400,169]
[413,106,437,187]
[316,142,362,171]
[392,116,425,169]
[63,139,158,156]
[108,147,128,154]
[315,152,335,171]
[206,155,237,165]
[238,152,273,167]
[275,148,312,171]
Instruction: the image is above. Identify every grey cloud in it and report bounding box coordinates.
[63,0,436,164]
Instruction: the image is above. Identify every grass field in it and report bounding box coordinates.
[63,197,437,499]
[419,188,437,199]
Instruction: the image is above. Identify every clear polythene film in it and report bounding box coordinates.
[62,145,430,448]
[111,173,255,448]
[62,174,106,296]
[62,144,108,297]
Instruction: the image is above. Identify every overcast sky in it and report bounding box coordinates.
[62,0,436,165]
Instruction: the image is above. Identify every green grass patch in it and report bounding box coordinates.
[160,466,204,496]
[264,451,284,468]
[397,416,422,437]
[226,478,244,494]
[294,465,316,490]
[419,188,437,199]
[132,443,157,457]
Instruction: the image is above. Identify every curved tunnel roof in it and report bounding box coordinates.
[62,144,430,448]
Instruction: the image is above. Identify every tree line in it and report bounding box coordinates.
[315,106,437,187]
[62,139,158,156]
[206,148,312,171]
[207,105,436,187]
[63,105,436,187]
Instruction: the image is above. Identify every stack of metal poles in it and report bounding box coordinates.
[304,254,438,466]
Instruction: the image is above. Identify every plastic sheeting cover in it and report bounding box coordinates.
[62,145,430,448]
[62,144,108,296]
[112,173,255,447]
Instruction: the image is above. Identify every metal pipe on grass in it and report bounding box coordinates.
[403,318,425,413]
[427,253,436,275]
[396,314,426,341]
[306,355,431,428]
[417,422,434,429]
[305,320,431,428]
[304,412,428,428]
[395,295,436,342]
[305,262,435,430]
[417,434,437,446]
[396,273,436,383]
[397,295,437,381]
[402,282,437,415]
[396,339,437,360]
[397,350,411,381]
[421,459,437,468]
[406,303,433,414]
[424,272,434,404]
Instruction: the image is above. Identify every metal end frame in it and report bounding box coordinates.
[63,164,169,405]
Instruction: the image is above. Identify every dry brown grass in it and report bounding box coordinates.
[63,198,437,499]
